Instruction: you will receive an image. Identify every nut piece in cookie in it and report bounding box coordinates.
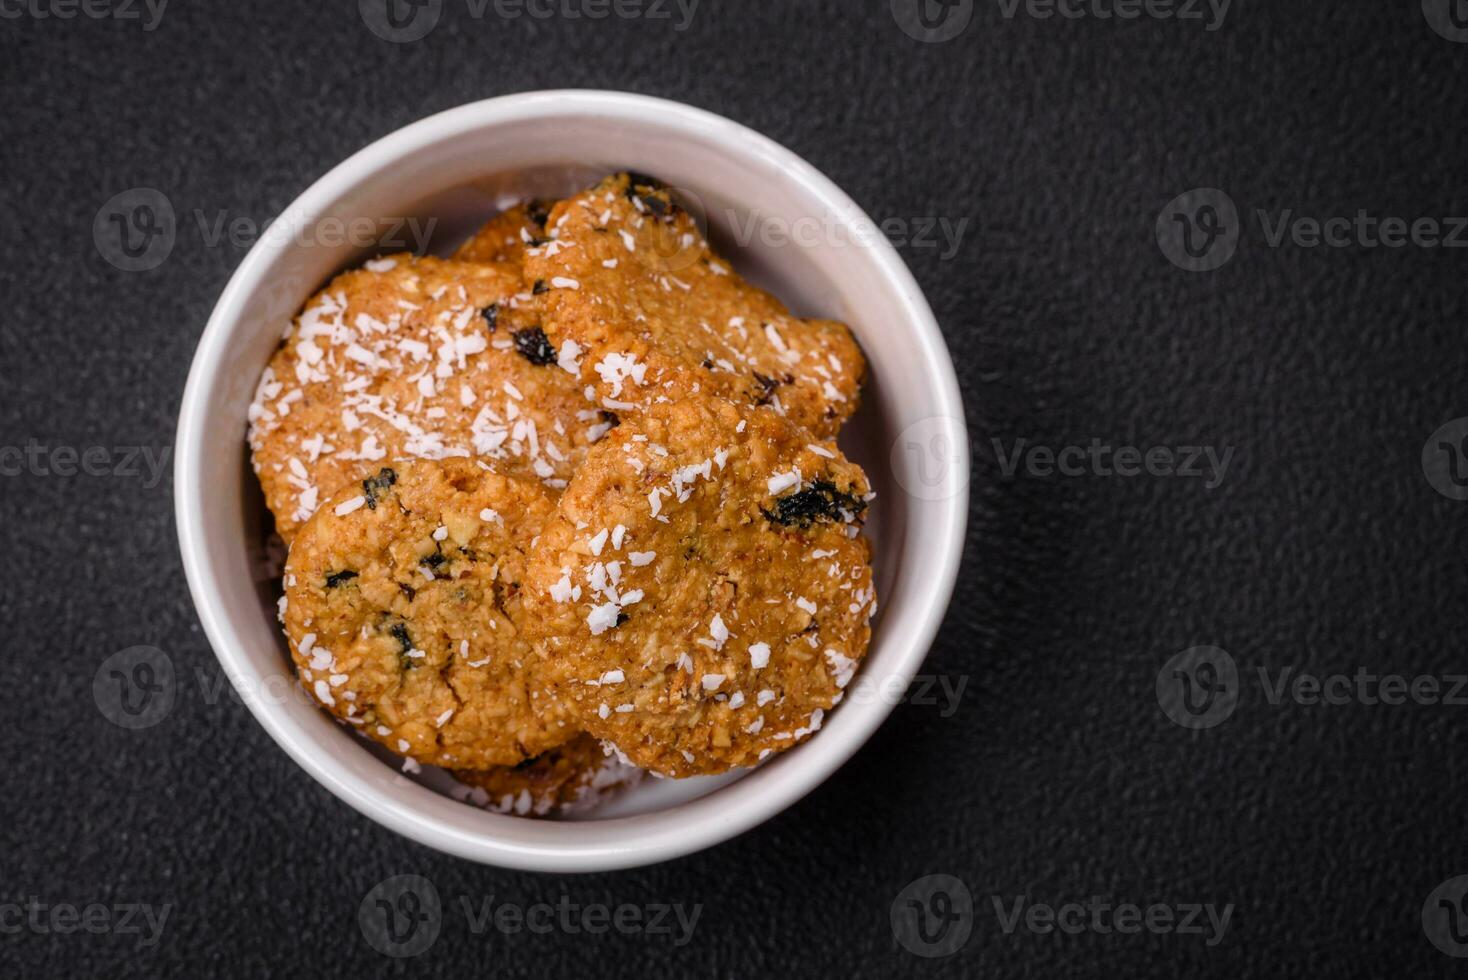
[452,732,642,817]
[522,396,875,777]
[248,254,608,541]
[283,457,574,769]
[524,173,866,438]
[453,200,556,265]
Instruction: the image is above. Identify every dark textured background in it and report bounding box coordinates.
[4,0,1468,975]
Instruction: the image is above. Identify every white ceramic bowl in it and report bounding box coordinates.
[176,90,968,871]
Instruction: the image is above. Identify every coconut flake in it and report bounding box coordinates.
[587,602,621,635]
[767,470,801,495]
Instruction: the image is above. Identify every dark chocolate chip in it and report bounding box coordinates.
[532,279,548,295]
[481,303,499,332]
[324,570,358,589]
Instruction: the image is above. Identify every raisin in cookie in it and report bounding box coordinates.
[283,457,574,769]
[451,733,642,817]
[524,173,865,439]
[522,396,876,777]
[249,254,607,541]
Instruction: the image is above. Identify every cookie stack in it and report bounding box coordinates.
[248,174,876,817]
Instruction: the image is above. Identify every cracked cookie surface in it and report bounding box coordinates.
[282,457,573,769]
[522,396,876,777]
[524,173,865,439]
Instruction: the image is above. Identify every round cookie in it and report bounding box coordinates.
[451,733,642,817]
[283,457,575,769]
[248,253,608,541]
[524,173,866,439]
[453,201,554,265]
[522,396,876,777]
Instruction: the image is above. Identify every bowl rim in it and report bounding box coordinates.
[175,89,969,871]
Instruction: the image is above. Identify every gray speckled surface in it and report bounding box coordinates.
[3,0,1468,975]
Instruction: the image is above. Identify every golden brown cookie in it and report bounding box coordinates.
[282,457,575,769]
[522,396,876,777]
[453,201,554,265]
[248,254,607,541]
[452,733,642,817]
[524,173,866,439]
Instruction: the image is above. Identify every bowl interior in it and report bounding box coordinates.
[184,95,964,867]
